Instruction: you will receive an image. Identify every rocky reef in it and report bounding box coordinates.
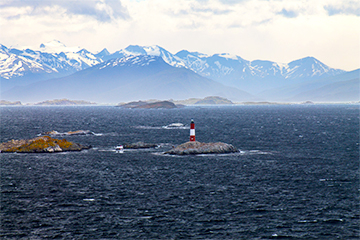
[0,136,91,153]
[41,130,94,136]
[165,141,238,155]
[123,141,158,149]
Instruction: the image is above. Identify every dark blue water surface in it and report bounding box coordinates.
[1,105,359,239]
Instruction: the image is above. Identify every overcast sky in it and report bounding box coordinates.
[0,0,359,71]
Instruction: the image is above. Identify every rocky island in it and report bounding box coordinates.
[34,99,96,105]
[123,141,158,149]
[0,136,91,153]
[165,141,238,155]
[173,96,233,105]
[0,100,22,105]
[119,100,179,109]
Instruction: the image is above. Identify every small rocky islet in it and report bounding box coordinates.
[0,136,91,153]
[41,130,94,136]
[165,141,238,155]
[123,141,158,149]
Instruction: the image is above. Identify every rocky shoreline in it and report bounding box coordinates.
[165,141,238,155]
[0,136,91,153]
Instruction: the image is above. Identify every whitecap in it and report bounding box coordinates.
[83,198,95,202]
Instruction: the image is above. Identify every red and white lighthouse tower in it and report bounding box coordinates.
[190,119,195,142]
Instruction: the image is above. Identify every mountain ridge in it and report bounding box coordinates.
[2,55,255,103]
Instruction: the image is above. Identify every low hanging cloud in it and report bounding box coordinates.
[0,0,130,22]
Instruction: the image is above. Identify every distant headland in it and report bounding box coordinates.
[0,100,22,105]
[173,96,233,105]
[34,99,96,105]
[118,100,180,109]
[0,98,96,106]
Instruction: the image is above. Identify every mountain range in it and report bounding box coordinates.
[1,40,358,103]
[2,55,254,103]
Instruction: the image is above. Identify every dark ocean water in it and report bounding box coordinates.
[0,105,359,239]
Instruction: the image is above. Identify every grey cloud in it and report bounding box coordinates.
[229,18,272,28]
[324,4,360,16]
[190,6,233,15]
[172,5,233,17]
[278,9,298,18]
[0,0,130,22]
[194,0,249,5]
[177,20,204,29]
[218,0,249,5]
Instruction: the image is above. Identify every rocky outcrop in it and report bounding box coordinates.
[0,136,91,153]
[123,141,158,149]
[165,141,238,155]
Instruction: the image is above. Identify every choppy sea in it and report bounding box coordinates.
[1,105,359,239]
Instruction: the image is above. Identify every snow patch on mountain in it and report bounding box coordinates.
[38,40,81,54]
[218,53,239,60]
[143,46,161,56]
[98,55,159,70]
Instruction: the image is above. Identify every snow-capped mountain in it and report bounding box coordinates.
[174,50,344,81]
[0,40,102,80]
[37,40,82,54]
[104,45,185,68]
[0,41,346,94]
[0,44,56,79]
[101,45,345,92]
[173,50,345,92]
[284,57,341,79]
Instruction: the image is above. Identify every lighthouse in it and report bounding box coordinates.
[190,119,195,142]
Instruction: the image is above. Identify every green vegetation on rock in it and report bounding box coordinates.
[0,136,90,153]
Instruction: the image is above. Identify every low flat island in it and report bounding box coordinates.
[165,141,238,155]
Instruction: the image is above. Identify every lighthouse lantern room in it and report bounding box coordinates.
[190,119,195,142]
